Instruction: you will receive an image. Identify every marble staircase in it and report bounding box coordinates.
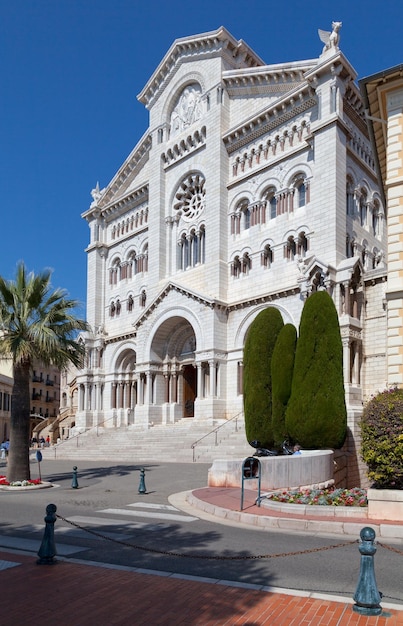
[38,416,253,463]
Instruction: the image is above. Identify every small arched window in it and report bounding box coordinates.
[372,200,380,236]
[296,232,308,257]
[261,244,273,268]
[285,236,296,260]
[359,189,367,227]
[242,252,251,274]
[346,177,355,216]
[297,182,306,207]
[243,205,251,229]
[263,188,277,220]
[231,256,241,278]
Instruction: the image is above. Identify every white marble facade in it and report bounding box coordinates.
[77,26,387,438]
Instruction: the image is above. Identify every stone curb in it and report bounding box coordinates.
[0,481,54,492]
[186,491,403,540]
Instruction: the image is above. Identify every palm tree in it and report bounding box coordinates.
[0,262,89,482]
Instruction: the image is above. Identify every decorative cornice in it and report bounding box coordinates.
[223,90,316,154]
[105,331,137,346]
[222,60,315,97]
[82,133,152,221]
[227,288,301,313]
[100,185,149,222]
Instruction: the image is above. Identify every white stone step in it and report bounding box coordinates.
[39,417,248,463]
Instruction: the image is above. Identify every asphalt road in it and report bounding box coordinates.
[0,457,402,606]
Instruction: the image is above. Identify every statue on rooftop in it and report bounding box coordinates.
[318,21,342,54]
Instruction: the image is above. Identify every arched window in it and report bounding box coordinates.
[232,253,251,277]
[372,200,380,236]
[243,205,251,229]
[142,243,148,273]
[177,227,205,270]
[263,188,277,220]
[135,243,148,274]
[231,256,241,278]
[296,232,308,257]
[285,236,296,260]
[346,177,355,216]
[359,189,367,227]
[178,233,188,270]
[242,252,251,274]
[290,174,308,211]
[109,259,120,285]
[127,253,136,279]
[297,182,306,208]
[261,244,273,268]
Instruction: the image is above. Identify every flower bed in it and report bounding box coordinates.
[266,487,368,507]
[0,475,42,487]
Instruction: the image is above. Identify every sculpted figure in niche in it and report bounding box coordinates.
[170,84,202,138]
[318,21,342,54]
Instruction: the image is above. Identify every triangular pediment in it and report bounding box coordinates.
[336,256,364,283]
[137,27,265,110]
[132,281,227,331]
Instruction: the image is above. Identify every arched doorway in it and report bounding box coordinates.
[150,316,197,419]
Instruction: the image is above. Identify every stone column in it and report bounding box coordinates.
[342,337,350,384]
[209,360,216,397]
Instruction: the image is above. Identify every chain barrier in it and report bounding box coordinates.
[378,541,403,556]
[56,513,356,561]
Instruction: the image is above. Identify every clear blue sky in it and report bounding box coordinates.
[1,0,401,317]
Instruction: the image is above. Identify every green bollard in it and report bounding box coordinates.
[353,527,382,616]
[71,466,79,489]
[37,504,58,564]
[138,467,147,494]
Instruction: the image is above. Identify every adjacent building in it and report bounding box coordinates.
[360,64,403,388]
[0,360,12,442]
[75,25,388,478]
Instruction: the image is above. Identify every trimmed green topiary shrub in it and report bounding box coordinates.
[271,323,297,446]
[243,307,284,448]
[285,291,347,449]
[361,387,403,489]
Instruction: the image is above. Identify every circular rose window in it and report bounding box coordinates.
[173,173,205,222]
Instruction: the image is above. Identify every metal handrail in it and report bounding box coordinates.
[191,411,244,462]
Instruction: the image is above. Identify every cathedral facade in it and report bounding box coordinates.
[76,26,387,446]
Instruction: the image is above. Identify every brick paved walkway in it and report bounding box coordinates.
[1,550,402,625]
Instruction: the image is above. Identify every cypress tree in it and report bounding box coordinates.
[271,323,297,446]
[243,307,284,447]
[285,291,347,449]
